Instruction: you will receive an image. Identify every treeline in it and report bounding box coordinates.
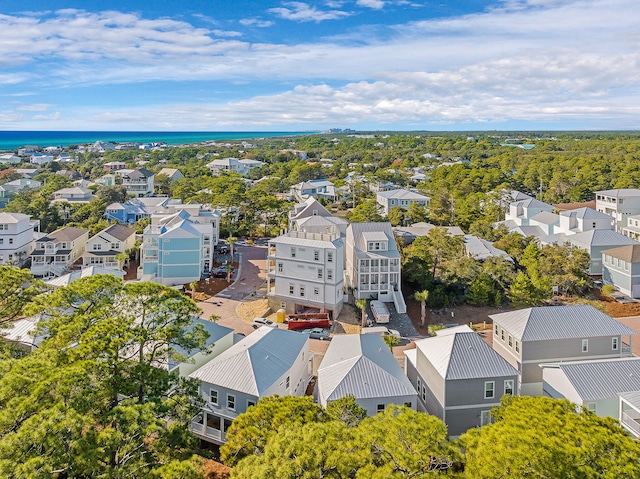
[220,394,640,479]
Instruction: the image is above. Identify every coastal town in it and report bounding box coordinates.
[2,132,640,477]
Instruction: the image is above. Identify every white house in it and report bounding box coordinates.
[30,226,90,278]
[189,326,311,444]
[288,196,349,235]
[316,334,416,415]
[266,224,345,318]
[595,189,640,233]
[345,222,405,313]
[504,198,554,227]
[51,187,96,204]
[0,153,21,164]
[157,168,184,182]
[376,189,430,216]
[0,212,38,266]
[542,358,640,420]
[117,168,155,197]
[81,224,136,268]
[206,158,264,176]
[554,207,614,235]
[29,153,54,165]
[289,179,342,202]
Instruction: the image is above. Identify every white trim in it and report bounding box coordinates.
[445,402,502,411]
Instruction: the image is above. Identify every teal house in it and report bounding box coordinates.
[139,210,214,286]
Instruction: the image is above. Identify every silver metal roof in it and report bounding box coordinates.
[415,332,517,380]
[543,358,640,402]
[568,229,638,248]
[189,326,308,396]
[317,335,416,403]
[490,305,637,342]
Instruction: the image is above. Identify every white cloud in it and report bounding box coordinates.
[2,0,640,129]
[267,2,351,22]
[356,0,385,9]
[239,18,274,27]
[16,103,54,111]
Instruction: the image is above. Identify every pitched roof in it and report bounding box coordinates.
[415,331,517,380]
[101,224,136,242]
[189,327,307,396]
[602,244,640,263]
[516,198,554,209]
[530,211,560,225]
[464,235,513,262]
[0,212,30,223]
[348,222,397,253]
[490,305,637,342]
[317,335,416,402]
[568,229,638,248]
[543,358,640,401]
[43,226,90,242]
[560,207,612,221]
[377,189,429,200]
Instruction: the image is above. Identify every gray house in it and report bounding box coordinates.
[491,305,636,396]
[564,229,638,275]
[405,327,518,436]
[316,334,417,415]
[542,358,640,418]
[189,326,311,444]
[602,244,640,299]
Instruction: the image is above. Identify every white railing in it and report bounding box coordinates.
[621,411,640,437]
[190,421,226,442]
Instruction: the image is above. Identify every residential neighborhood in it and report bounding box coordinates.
[3,133,640,476]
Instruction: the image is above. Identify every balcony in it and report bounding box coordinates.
[190,420,226,443]
[621,410,640,437]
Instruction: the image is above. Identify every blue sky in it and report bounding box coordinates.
[1,0,639,131]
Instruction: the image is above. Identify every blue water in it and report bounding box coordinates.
[0,131,315,151]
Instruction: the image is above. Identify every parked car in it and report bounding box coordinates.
[300,327,330,340]
[252,317,277,329]
[360,326,401,338]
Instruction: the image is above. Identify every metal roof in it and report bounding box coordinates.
[560,207,612,221]
[415,332,517,380]
[620,391,640,409]
[318,335,416,403]
[189,326,308,396]
[515,198,554,209]
[530,211,560,225]
[348,222,398,254]
[596,189,640,197]
[543,358,640,402]
[464,235,513,262]
[376,189,429,200]
[568,229,638,248]
[490,305,637,342]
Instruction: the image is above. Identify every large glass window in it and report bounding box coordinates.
[484,381,495,399]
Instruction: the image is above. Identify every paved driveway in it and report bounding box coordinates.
[197,244,267,336]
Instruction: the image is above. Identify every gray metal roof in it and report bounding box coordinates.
[317,335,416,403]
[543,358,640,402]
[415,332,517,380]
[377,189,429,200]
[596,189,640,197]
[568,229,638,248]
[189,326,308,396]
[490,305,637,342]
[560,207,612,221]
[348,222,398,254]
[464,235,513,262]
[530,211,560,225]
[620,391,640,409]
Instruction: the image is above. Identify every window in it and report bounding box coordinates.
[515,341,520,353]
[93,243,102,250]
[404,402,412,408]
[313,288,319,295]
[0,224,7,230]
[291,247,296,258]
[508,335,513,348]
[612,337,619,350]
[318,269,323,279]
[299,286,305,297]
[327,269,333,280]
[501,329,505,341]
[0,239,3,245]
[484,381,495,399]
[377,404,385,413]
[278,262,283,272]
[289,284,294,295]
[504,379,514,396]
[227,394,236,410]
[417,378,422,393]
[582,339,589,353]
[210,389,218,405]
[421,384,426,401]
[481,410,492,426]
[247,400,256,408]
[586,402,596,413]
[8,239,12,245]
[495,324,498,334]
[314,250,319,261]
[111,242,119,250]
[286,376,290,389]
[327,252,333,262]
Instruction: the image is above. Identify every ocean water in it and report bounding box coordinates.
[0,131,314,151]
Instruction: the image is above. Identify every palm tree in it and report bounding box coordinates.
[355,298,367,328]
[115,252,128,271]
[414,290,429,328]
[227,236,238,262]
[189,280,199,300]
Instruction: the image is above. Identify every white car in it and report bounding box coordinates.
[252,317,277,329]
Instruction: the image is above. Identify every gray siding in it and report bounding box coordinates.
[445,377,518,408]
